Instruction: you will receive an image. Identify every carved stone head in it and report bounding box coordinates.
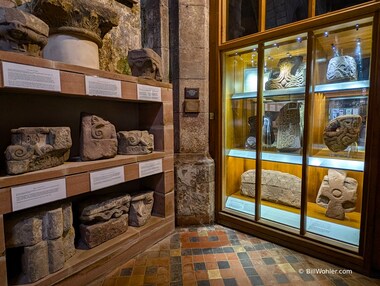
[128,48,163,81]
[128,191,154,227]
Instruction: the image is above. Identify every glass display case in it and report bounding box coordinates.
[222,17,372,249]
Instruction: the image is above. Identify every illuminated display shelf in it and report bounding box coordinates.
[231,80,370,100]
[227,149,364,171]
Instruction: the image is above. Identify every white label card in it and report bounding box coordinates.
[85,76,122,98]
[11,178,66,211]
[139,159,163,178]
[2,62,61,92]
[137,84,161,101]
[90,166,125,191]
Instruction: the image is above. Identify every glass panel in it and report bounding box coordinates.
[265,0,308,30]
[227,0,259,41]
[223,45,259,217]
[316,0,370,16]
[307,18,372,246]
[259,33,307,228]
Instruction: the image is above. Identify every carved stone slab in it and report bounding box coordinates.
[0,7,49,57]
[276,102,302,152]
[326,55,357,82]
[117,130,154,155]
[129,191,154,227]
[80,114,118,161]
[5,127,72,175]
[241,169,301,208]
[128,48,163,81]
[316,169,358,220]
[323,115,362,152]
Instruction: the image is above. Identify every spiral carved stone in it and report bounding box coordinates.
[265,56,306,90]
[117,130,154,155]
[326,56,357,82]
[323,115,362,152]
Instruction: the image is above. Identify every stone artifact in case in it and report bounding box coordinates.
[117,130,154,155]
[241,169,301,208]
[80,113,118,161]
[128,48,163,81]
[129,191,154,227]
[5,127,72,175]
[323,114,362,152]
[326,55,357,82]
[316,169,358,220]
[276,102,302,152]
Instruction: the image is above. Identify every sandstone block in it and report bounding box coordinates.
[117,130,154,155]
[129,191,154,227]
[5,217,42,248]
[42,208,63,240]
[62,203,73,233]
[128,48,163,81]
[21,241,49,283]
[47,238,65,273]
[63,227,76,261]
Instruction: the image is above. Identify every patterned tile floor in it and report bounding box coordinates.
[101,225,380,286]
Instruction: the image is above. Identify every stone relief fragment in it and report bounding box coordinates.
[276,102,302,152]
[5,202,75,283]
[241,169,301,209]
[78,194,131,249]
[316,169,358,220]
[80,113,118,161]
[326,55,357,82]
[117,130,154,155]
[5,127,72,175]
[128,191,154,227]
[128,48,163,81]
[245,115,275,150]
[323,114,362,152]
[0,7,49,56]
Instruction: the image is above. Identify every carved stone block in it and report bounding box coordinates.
[0,7,49,57]
[129,191,154,227]
[117,130,154,155]
[5,217,42,248]
[80,114,118,161]
[316,169,358,220]
[276,102,302,152]
[241,169,301,208]
[21,241,49,283]
[5,127,72,175]
[128,48,163,81]
[245,116,275,149]
[323,115,362,152]
[326,56,357,82]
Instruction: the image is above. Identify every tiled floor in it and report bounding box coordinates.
[101,225,380,286]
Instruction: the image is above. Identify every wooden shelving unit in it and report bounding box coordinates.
[0,51,175,286]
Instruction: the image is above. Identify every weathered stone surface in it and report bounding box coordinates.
[21,240,49,283]
[47,238,64,273]
[5,217,42,248]
[245,115,275,149]
[128,48,163,81]
[4,127,72,175]
[241,169,301,208]
[79,194,131,223]
[42,208,63,240]
[323,115,362,152]
[62,202,73,233]
[80,114,118,161]
[327,55,357,82]
[276,102,302,152]
[117,130,154,155]
[80,214,129,249]
[0,7,48,56]
[62,227,75,261]
[129,191,154,227]
[316,169,358,220]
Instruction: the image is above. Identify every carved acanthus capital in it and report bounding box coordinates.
[31,0,119,47]
[128,48,163,81]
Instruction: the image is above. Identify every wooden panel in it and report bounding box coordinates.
[66,173,90,197]
[153,191,174,218]
[164,126,174,154]
[137,77,172,89]
[225,157,247,196]
[124,163,139,181]
[163,155,174,172]
[0,188,11,215]
[163,102,173,125]
[0,215,4,256]
[136,152,166,162]
[60,71,85,95]
[161,87,173,102]
[0,256,7,286]
[121,81,137,100]
[164,171,174,193]
[0,51,54,69]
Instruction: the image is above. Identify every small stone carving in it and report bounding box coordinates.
[316,169,358,220]
[5,203,75,283]
[241,169,301,208]
[0,7,49,57]
[326,55,357,82]
[79,194,131,248]
[117,130,154,155]
[4,127,72,175]
[245,116,275,149]
[80,114,118,161]
[265,56,306,90]
[276,102,302,152]
[128,48,163,81]
[129,191,154,227]
[323,115,362,152]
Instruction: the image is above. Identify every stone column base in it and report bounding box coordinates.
[175,153,215,226]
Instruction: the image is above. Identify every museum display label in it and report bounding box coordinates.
[90,166,125,191]
[85,76,122,98]
[139,159,163,178]
[137,84,162,101]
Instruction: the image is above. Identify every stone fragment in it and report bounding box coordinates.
[42,208,63,240]
[47,238,65,273]
[129,191,154,227]
[326,55,357,82]
[245,115,275,149]
[5,217,42,248]
[62,202,73,233]
[276,102,302,152]
[62,227,76,261]
[80,114,118,161]
[0,7,49,57]
[80,214,129,249]
[316,169,358,220]
[323,115,362,152]
[117,130,154,155]
[241,169,301,208]
[128,48,163,81]
[21,240,49,283]
[4,127,72,175]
